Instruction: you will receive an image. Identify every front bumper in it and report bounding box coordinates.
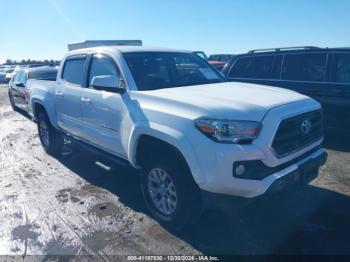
[196,144,327,198]
[265,148,327,194]
[201,149,327,209]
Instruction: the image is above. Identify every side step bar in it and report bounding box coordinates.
[65,135,134,170]
[95,161,112,171]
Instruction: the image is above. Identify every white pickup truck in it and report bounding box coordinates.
[28,44,327,229]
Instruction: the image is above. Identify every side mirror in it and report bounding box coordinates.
[91,75,125,93]
[15,82,25,88]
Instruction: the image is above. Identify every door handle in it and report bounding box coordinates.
[81,97,92,103]
[55,91,63,97]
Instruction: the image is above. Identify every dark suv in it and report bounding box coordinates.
[223,46,350,130]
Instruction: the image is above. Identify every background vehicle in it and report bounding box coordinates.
[193,51,235,71]
[29,43,326,230]
[0,68,6,83]
[223,46,350,130]
[192,51,208,60]
[9,66,58,112]
[208,54,235,71]
[4,66,17,83]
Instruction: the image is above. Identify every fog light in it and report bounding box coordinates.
[235,164,246,176]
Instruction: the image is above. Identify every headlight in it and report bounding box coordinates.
[195,118,262,144]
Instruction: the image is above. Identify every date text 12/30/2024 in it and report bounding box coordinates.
[127,255,220,261]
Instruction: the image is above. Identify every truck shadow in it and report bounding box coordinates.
[323,128,350,152]
[177,187,350,255]
[57,149,350,255]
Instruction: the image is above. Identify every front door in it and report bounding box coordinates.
[80,54,128,157]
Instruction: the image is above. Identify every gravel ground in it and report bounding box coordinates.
[0,85,349,259]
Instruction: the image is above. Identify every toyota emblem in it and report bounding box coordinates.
[301,119,312,134]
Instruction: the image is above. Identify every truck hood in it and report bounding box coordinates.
[131,82,311,122]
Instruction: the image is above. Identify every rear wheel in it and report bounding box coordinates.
[9,91,17,110]
[141,155,203,231]
[37,111,64,157]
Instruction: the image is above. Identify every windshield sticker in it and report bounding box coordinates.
[199,68,219,80]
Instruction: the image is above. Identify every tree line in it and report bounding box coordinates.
[3,59,60,66]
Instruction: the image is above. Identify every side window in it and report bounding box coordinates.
[228,55,275,79]
[19,71,27,84]
[13,72,21,82]
[62,57,86,85]
[271,55,283,79]
[334,53,350,84]
[282,53,327,82]
[88,55,120,87]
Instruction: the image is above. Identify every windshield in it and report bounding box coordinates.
[123,52,225,91]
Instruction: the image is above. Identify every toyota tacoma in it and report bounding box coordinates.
[28,42,327,230]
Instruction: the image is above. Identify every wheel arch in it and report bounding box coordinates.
[128,123,204,186]
[31,100,59,130]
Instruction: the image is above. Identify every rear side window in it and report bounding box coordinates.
[228,55,275,79]
[270,55,283,79]
[282,53,327,82]
[62,58,86,85]
[334,53,350,84]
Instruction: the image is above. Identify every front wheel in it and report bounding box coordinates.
[141,156,203,231]
[37,112,64,157]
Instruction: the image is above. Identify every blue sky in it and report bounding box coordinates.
[1,0,350,62]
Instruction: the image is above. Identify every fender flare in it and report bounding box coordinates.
[127,122,204,186]
[31,98,60,130]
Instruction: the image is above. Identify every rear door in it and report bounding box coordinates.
[54,55,87,137]
[80,53,128,157]
[327,52,350,129]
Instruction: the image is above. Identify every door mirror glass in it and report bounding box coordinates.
[91,75,123,92]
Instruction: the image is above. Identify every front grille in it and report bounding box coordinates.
[272,109,323,158]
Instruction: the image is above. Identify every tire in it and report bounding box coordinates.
[141,154,203,231]
[9,91,17,110]
[37,111,64,157]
